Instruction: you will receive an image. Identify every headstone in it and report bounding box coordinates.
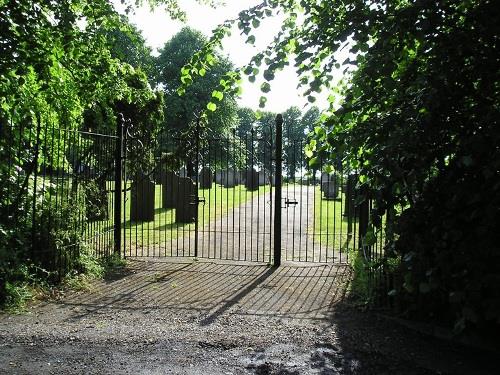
[179,167,187,178]
[199,167,213,189]
[269,174,276,186]
[175,177,197,223]
[131,173,155,222]
[320,172,333,191]
[237,170,246,185]
[162,171,179,209]
[223,169,237,188]
[245,168,259,191]
[322,181,339,199]
[258,171,267,186]
[215,171,224,185]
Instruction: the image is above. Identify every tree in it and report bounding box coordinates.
[236,107,256,138]
[300,106,320,135]
[106,18,156,83]
[155,27,237,138]
[282,106,305,180]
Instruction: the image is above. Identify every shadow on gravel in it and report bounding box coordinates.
[58,259,352,323]
[319,301,499,375]
[200,266,278,326]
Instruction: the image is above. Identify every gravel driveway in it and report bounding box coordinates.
[0,258,496,374]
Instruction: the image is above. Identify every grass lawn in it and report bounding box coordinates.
[311,185,358,252]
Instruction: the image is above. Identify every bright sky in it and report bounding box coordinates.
[113,0,335,113]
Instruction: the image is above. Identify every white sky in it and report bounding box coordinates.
[113,0,336,113]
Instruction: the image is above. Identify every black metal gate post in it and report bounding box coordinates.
[114,115,124,255]
[194,117,201,258]
[273,114,283,266]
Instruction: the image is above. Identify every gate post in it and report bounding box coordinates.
[113,115,124,255]
[194,116,201,258]
[273,114,283,267]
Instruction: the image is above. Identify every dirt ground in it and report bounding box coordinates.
[0,258,496,374]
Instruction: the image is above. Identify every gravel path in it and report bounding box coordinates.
[0,259,496,374]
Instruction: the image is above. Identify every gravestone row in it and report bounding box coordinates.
[130,167,273,224]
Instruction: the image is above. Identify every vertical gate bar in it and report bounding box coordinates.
[194,118,200,258]
[226,135,230,260]
[273,114,283,267]
[121,127,128,258]
[31,113,42,262]
[250,128,254,261]
[114,116,124,255]
[208,139,212,258]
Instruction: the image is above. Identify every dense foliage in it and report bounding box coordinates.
[0,0,185,308]
[180,0,500,333]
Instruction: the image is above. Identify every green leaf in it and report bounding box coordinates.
[246,35,256,44]
[259,96,267,108]
[180,75,192,85]
[260,82,271,93]
[207,102,217,111]
[309,157,319,168]
[212,90,224,101]
[199,68,206,77]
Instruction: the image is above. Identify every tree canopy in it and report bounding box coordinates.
[155,27,238,138]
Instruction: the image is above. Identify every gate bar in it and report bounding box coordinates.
[114,115,124,255]
[273,114,283,266]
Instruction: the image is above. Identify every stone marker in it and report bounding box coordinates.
[245,168,259,191]
[258,170,267,186]
[175,177,197,223]
[131,172,155,222]
[215,171,224,185]
[322,180,339,199]
[199,167,213,189]
[223,169,237,188]
[162,171,179,209]
[237,170,246,185]
[320,172,334,191]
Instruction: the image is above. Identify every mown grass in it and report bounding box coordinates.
[311,185,358,251]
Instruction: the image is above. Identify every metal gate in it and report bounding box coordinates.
[116,115,363,265]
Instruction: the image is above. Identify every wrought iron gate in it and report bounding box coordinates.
[116,115,364,265]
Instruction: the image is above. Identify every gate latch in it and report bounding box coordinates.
[284,197,298,207]
[189,195,206,206]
